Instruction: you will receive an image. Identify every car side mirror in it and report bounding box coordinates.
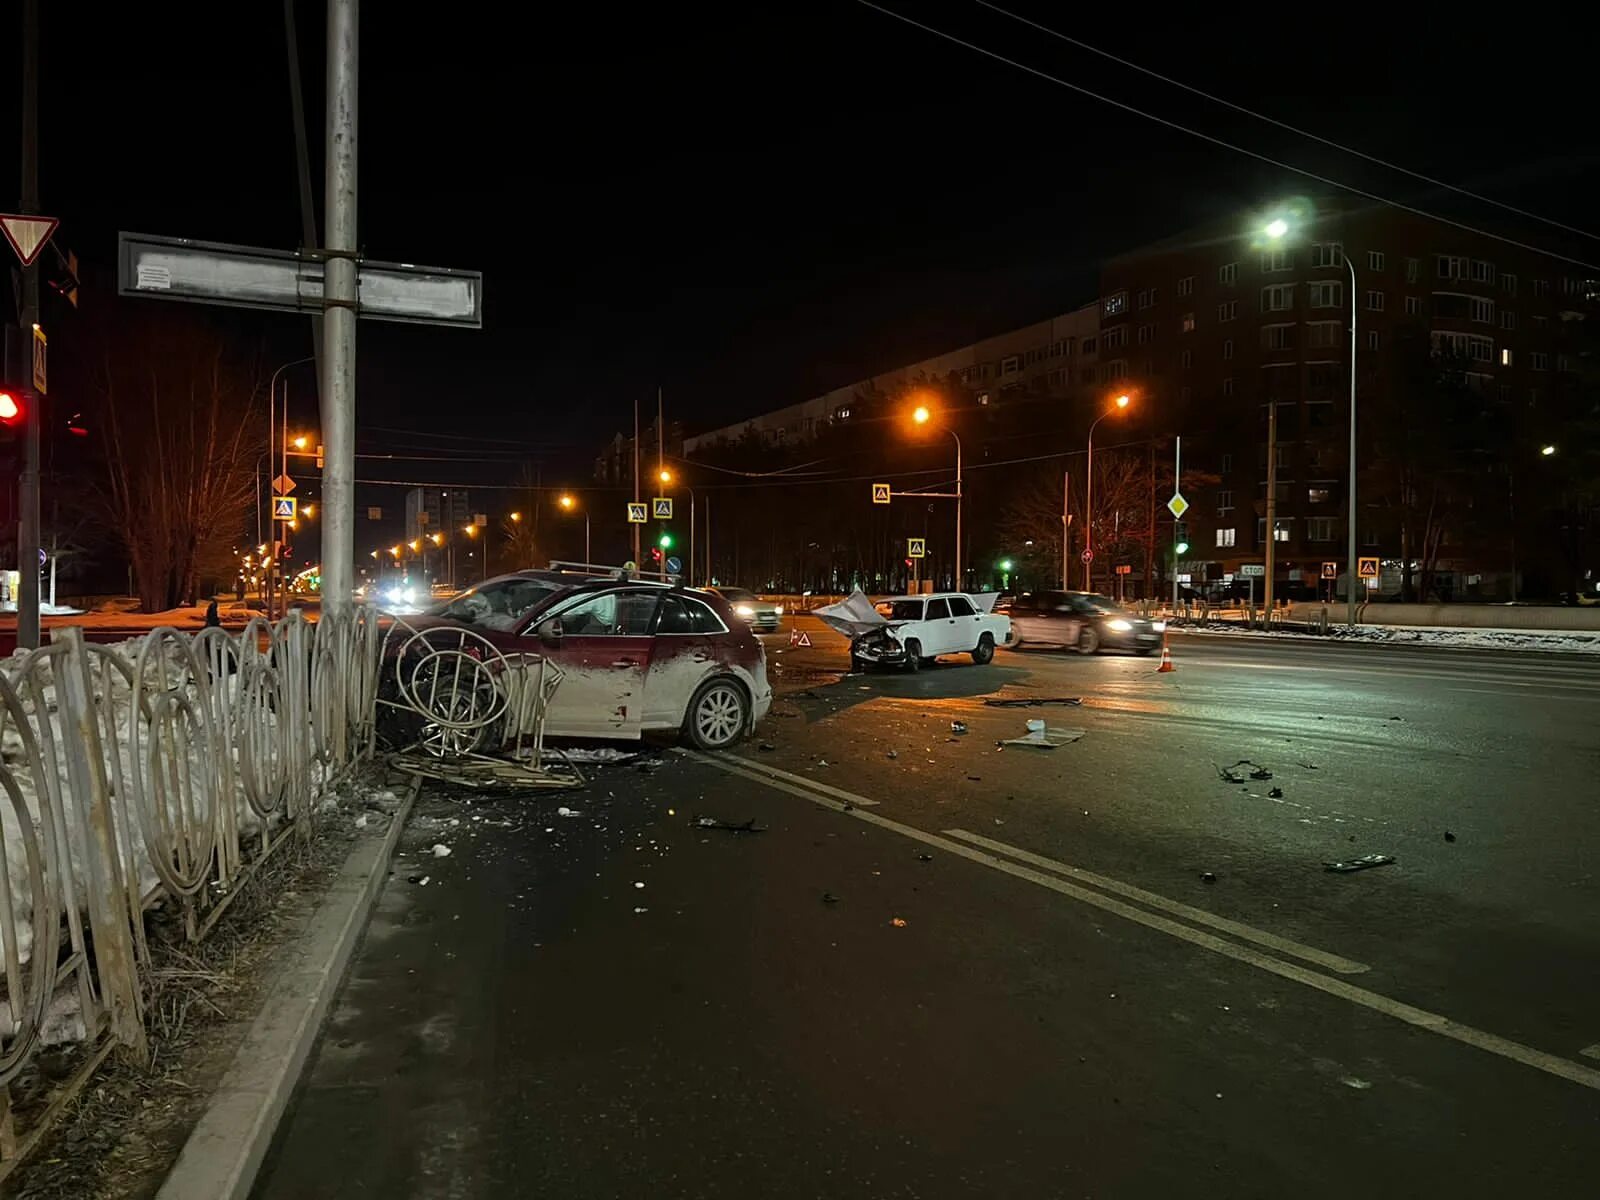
[536,617,563,646]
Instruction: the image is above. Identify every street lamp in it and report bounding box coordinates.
[558,493,591,564]
[1083,394,1132,590]
[1265,213,1358,627]
[907,402,963,589]
[1541,443,1557,456]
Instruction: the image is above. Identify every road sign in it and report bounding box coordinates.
[1358,556,1380,579]
[1222,573,1235,583]
[626,502,647,523]
[0,214,59,267]
[871,482,891,505]
[666,556,682,574]
[273,473,296,495]
[31,325,46,394]
[1115,564,1132,575]
[1081,548,1094,564]
[1167,492,1188,519]
[367,506,383,520]
[272,496,298,521]
[652,497,673,519]
[907,537,926,559]
[1321,561,1338,580]
[789,628,813,647]
[1239,563,1265,577]
[116,232,484,328]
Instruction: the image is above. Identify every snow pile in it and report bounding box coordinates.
[1181,622,1600,655]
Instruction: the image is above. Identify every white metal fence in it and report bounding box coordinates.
[0,607,380,1156]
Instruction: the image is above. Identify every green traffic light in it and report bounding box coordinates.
[1176,541,1189,555]
[998,559,1014,571]
[658,533,674,549]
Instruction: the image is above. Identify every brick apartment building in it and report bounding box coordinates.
[1099,197,1596,598]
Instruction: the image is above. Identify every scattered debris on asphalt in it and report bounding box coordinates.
[430,843,452,858]
[983,696,1084,707]
[556,806,583,817]
[636,759,665,774]
[1298,760,1320,770]
[1200,871,1217,884]
[633,906,648,914]
[758,741,776,752]
[917,853,933,862]
[890,917,908,928]
[693,816,767,833]
[1268,787,1284,799]
[557,746,645,764]
[633,881,646,889]
[1339,1076,1373,1090]
[817,758,830,767]
[354,813,369,829]
[886,749,899,759]
[1000,719,1084,750]
[1444,830,1457,843]
[950,720,968,735]
[822,891,840,904]
[967,775,982,781]
[1322,853,1395,873]
[1216,759,1273,782]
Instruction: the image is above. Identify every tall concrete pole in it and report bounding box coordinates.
[1345,253,1359,627]
[320,0,358,612]
[17,0,41,646]
[1263,400,1278,625]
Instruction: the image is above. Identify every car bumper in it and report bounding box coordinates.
[1105,629,1161,648]
[747,613,781,632]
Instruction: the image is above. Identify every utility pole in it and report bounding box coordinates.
[631,396,640,569]
[1263,401,1279,625]
[1170,436,1181,613]
[1061,471,1071,591]
[16,0,42,648]
[319,0,358,613]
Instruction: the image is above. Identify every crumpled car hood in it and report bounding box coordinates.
[814,590,888,639]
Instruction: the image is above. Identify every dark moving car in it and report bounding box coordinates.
[1005,591,1164,655]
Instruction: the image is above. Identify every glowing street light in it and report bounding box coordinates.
[409,539,420,553]
[658,468,673,485]
[1264,217,1289,239]
[906,400,963,586]
[430,532,444,547]
[1083,393,1134,589]
[302,503,315,518]
[1541,444,1558,456]
[463,523,478,536]
[509,511,522,522]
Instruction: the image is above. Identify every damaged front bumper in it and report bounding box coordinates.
[851,628,909,664]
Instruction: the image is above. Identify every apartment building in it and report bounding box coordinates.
[1098,198,1595,597]
[682,303,1100,452]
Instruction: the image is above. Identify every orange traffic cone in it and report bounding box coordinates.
[1156,631,1176,672]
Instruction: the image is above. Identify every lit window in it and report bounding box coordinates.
[1103,291,1128,317]
[1181,312,1196,333]
[1501,348,1513,366]
[1307,486,1332,503]
[1215,528,1236,548]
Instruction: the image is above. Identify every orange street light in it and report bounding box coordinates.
[1084,394,1134,589]
[463,524,478,537]
[912,404,931,425]
[409,539,420,552]
[558,492,590,561]
[292,435,309,451]
[302,503,316,518]
[510,510,523,522]
[390,545,403,559]
[430,532,444,547]
[1114,393,1131,410]
[658,468,673,484]
[558,494,575,511]
[904,400,962,584]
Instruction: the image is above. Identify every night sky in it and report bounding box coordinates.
[4,0,1598,487]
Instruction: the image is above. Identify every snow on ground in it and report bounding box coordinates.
[0,601,263,630]
[1178,622,1600,654]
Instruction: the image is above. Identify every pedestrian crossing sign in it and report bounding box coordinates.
[272,496,297,521]
[907,537,926,559]
[627,502,647,523]
[871,482,891,504]
[653,497,673,519]
[1358,556,1380,579]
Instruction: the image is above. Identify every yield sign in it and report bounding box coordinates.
[0,214,60,267]
[273,473,296,495]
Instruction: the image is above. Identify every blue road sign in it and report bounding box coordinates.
[666,556,682,574]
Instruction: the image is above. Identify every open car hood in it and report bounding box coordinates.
[814,590,889,639]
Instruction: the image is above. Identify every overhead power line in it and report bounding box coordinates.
[852,1,1600,273]
[972,0,1600,246]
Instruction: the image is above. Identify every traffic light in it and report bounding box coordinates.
[658,532,674,550]
[0,391,22,428]
[2,325,29,437]
[1176,541,1190,555]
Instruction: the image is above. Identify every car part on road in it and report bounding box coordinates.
[692,816,767,833]
[821,891,840,904]
[982,696,1084,707]
[1201,872,1218,884]
[1216,759,1273,783]
[1268,786,1284,798]
[1444,830,1457,842]
[1322,853,1396,873]
[950,721,967,735]
[1000,720,1085,749]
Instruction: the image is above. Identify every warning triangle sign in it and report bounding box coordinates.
[0,214,60,267]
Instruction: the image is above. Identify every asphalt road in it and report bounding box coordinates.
[254,626,1600,1198]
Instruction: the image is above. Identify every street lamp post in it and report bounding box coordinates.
[911,406,963,590]
[1510,444,1558,602]
[659,469,697,584]
[1084,394,1132,591]
[558,494,590,565]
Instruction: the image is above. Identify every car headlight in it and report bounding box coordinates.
[735,604,755,617]
[1107,618,1133,632]
[1151,620,1166,632]
[774,605,784,615]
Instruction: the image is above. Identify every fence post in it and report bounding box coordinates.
[50,628,147,1059]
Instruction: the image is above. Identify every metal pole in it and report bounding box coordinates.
[689,491,696,586]
[1508,471,1517,603]
[631,396,640,569]
[1084,422,1098,591]
[952,431,963,591]
[283,0,324,393]
[1061,470,1071,591]
[16,0,41,648]
[584,512,591,566]
[1345,253,1359,627]
[1171,435,1181,614]
[704,493,712,585]
[319,0,358,613]
[1264,401,1278,626]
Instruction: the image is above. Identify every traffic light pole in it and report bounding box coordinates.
[16,0,42,648]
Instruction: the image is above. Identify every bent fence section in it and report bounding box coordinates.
[0,607,380,1166]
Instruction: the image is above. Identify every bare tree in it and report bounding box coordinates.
[87,314,264,612]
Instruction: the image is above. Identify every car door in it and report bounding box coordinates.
[532,588,660,738]
[642,594,717,728]
[946,594,981,648]
[922,597,954,653]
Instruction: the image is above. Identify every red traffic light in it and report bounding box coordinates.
[0,391,21,425]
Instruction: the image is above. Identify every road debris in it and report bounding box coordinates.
[1339,1076,1373,1090]
[1001,719,1085,750]
[886,749,899,759]
[354,813,369,829]
[1200,871,1217,884]
[1444,830,1457,843]
[1322,853,1395,873]
[1216,759,1273,783]
[633,906,649,914]
[821,891,840,904]
[633,881,646,889]
[430,843,452,858]
[917,853,933,862]
[950,721,968,735]
[693,816,767,833]
[983,696,1083,708]
[1267,787,1284,799]
[556,746,645,764]
[758,741,776,752]
[1298,760,1320,770]
[890,917,908,928]
[556,806,583,817]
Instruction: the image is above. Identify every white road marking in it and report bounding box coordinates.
[944,828,1368,975]
[1581,1044,1600,1061]
[1449,687,1600,703]
[689,750,1600,1094]
[718,754,881,806]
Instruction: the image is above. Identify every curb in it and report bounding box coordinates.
[155,778,420,1200]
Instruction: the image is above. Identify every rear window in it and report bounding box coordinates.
[657,595,727,635]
